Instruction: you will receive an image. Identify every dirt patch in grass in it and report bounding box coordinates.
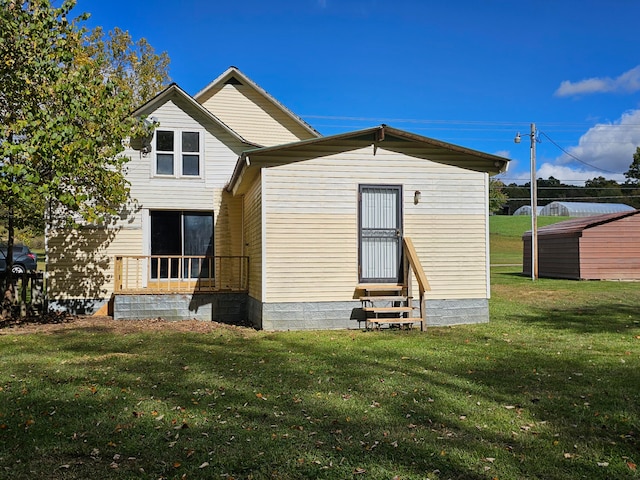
[0,315,252,336]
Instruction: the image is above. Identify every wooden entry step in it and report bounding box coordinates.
[359,295,409,302]
[358,284,423,330]
[358,284,404,294]
[363,306,414,314]
[366,317,424,329]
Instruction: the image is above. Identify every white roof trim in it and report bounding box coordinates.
[131,83,259,147]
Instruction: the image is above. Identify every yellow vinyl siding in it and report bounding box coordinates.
[126,99,239,208]
[216,191,243,257]
[49,96,245,302]
[199,84,313,146]
[48,226,143,299]
[265,213,357,302]
[262,147,489,302]
[405,215,488,299]
[243,176,263,300]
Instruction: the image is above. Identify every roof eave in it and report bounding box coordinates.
[130,83,259,148]
[227,124,511,195]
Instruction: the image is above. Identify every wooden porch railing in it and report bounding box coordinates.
[114,255,249,294]
[402,237,431,329]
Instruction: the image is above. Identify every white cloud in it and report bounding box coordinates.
[493,149,511,159]
[555,65,640,97]
[553,109,640,179]
[501,110,640,185]
[536,163,623,186]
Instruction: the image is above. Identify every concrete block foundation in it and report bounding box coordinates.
[113,293,248,324]
[58,294,489,331]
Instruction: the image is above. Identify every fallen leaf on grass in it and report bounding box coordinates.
[628,461,637,471]
[353,467,367,474]
[597,462,609,467]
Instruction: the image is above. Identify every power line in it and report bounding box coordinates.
[304,115,640,129]
[504,186,635,190]
[508,195,640,201]
[539,131,622,175]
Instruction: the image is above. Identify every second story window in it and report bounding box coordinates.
[156,131,175,175]
[155,130,202,177]
[181,131,200,176]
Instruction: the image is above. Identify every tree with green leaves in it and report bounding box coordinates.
[0,0,169,311]
[624,147,640,184]
[622,147,640,208]
[489,178,508,214]
[84,26,170,107]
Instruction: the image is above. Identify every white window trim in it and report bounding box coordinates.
[153,128,204,178]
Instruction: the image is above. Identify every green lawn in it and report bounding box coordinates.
[0,217,638,479]
[489,215,569,265]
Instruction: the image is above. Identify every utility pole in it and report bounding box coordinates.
[514,123,538,280]
[530,123,538,280]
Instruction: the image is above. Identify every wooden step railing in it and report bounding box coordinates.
[358,237,430,330]
[403,237,431,330]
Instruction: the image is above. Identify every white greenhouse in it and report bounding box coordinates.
[539,201,635,217]
[513,205,544,216]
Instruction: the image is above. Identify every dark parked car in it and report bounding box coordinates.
[0,245,37,274]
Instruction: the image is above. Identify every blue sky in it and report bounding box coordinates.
[75,0,640,185]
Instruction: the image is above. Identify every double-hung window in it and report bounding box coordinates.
[155,130,202,177]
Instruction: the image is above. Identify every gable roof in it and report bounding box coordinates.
[524,210,640,238]
[194,66,321,140]
[131,83,260,148]
[227,124,510,195]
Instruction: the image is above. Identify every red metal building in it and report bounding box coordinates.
[523,210,640,280]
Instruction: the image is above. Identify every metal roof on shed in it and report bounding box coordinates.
[523,210,640,238]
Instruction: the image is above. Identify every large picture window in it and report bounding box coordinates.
[154,130,202,177]
[150,211,213,279]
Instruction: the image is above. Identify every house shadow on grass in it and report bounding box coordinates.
[515,302,640,335]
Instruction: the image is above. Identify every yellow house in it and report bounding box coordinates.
[47,67,509,330]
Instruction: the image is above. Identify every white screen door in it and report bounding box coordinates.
[359,185,403,283]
